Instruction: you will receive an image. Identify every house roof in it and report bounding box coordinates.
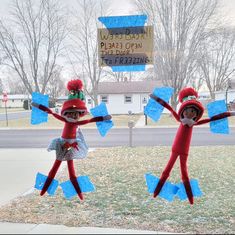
[98,80,162,94]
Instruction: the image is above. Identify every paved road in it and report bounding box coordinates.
[0,111,30,121]
[0,127,234,148]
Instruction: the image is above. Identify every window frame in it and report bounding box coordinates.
[124,94,132,104]
[100,95,109,104]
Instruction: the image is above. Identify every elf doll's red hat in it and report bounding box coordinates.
[61,79,88,117]
[177,87,204,121]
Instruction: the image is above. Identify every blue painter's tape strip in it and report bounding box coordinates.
[34,172,59,196]
[98,15,147,28]
[144,87,174,122]
[112,65,146,72]
[176,179,203,201]
[60,176,95,200]
[207,100,229,134]
[90,102,114,137]
[145,173,179,202]
[31,92,49,125]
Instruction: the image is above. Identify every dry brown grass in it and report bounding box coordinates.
[0,146,234,234]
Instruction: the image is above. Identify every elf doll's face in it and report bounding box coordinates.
[183,107,198,120]
[64,111,80,121]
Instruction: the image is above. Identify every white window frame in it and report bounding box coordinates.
[87,98,92,104]
[124,95,132,104]
[100,95,108,103]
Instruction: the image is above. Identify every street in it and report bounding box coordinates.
[0,111,30,121]
[0,127,234,148]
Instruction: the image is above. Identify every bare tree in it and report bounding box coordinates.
[45,65,66,105]
[67,0,109,106]
[135,0,219,108]
[103,69,140,82]
[0,78,4,93]
[6,76,27,94]
[0,0,68,95]
[198,27,235,99]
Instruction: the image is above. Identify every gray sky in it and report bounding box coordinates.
[0,0,235,91]
[0,0,235,25]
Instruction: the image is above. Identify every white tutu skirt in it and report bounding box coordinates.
[47,130,88,161]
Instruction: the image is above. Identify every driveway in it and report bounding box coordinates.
[0,149,55,206]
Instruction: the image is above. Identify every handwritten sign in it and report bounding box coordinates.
[98,26,154,67]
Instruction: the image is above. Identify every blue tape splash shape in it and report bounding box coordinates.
[34,172,59,196]
[90,102,114,137]
[144,87,174,122]
[98,15,148,72]
[60,176,95,200]
[207,100,229,134]
[31,92,49,125]
[145,173,179,202]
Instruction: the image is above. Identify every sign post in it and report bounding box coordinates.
[2,92,8,127]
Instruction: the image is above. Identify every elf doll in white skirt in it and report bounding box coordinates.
[32,79,111,200]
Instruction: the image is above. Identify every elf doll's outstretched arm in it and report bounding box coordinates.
[150,94,180,122]
[195,111,235,125]
[31,102,66,122]
[74,115,112,126]
[32,102,111,125]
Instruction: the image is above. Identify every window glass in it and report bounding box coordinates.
[125,95,132,103]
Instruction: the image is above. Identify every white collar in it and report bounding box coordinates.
[180,117,196,127]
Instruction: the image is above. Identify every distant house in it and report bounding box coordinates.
[96,80,162,114]
[0,94,30,108]
[214,89,235,103]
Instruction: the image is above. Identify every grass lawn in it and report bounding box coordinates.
[0,146,234,234]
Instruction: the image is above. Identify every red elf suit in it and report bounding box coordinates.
[150,87,235,205]
[32,79,111,200]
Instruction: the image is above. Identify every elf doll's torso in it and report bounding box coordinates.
[62,122,79,139]
[172,123,193,155]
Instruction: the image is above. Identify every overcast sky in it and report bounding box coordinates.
[0,0,235,25]
[0,0,235,91]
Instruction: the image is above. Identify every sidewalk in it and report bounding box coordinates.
[0,148,172,234]
[0,222,165,234]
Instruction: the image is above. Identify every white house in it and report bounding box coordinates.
[96,80,162,114]
[0,94,30,108]
[214,89,235,103]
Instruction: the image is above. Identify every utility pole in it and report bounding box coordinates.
[2,91,8,126]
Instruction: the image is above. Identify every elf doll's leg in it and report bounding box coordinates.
[41,159,62,196]
[67,160,83,200]
[179,154,194,205]
[154,151,179,198]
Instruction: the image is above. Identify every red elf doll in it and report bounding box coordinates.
[150,87,235,205]
[32,79,111,200]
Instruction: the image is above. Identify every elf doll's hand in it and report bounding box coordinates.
[32,102,52,114]
[150,94,165,106]
[103,115,112,121]
[31,102,39,108]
